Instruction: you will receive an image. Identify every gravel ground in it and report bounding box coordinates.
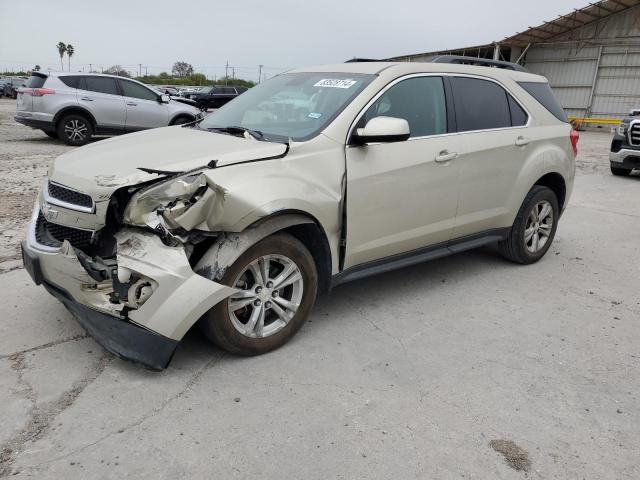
[0,96,638,479]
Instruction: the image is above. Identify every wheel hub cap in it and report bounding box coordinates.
[525,200,554,253]
[227,254,304,338]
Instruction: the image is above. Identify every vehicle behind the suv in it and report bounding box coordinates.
[4,77,27,98]
[15,72,201,146]
[610,109,640,176]
[187,85,249,110]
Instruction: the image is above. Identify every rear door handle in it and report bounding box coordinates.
[126,102,137,106]
[80,97,93,101]
[515,136,530,146]
[435,150,458,163]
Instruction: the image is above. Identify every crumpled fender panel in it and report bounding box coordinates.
[115,229,237,340]
[194,214,314,282]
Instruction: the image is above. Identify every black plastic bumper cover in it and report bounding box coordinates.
[43,281,179,371]
[14,116,55,131]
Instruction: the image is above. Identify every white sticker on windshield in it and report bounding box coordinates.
[308,112,322,119]
[314,79,357,89]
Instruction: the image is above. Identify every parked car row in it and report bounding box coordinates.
[183,85,248,110]
[0,76,27,98]
[15,72,202,146]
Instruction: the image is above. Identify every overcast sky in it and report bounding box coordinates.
[0,0,589,81]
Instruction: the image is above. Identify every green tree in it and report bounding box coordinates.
[33,65,41,71]
[66,44,74,71]
[103,65,131,78]
[172,61,194,77]
[56,42,67,71]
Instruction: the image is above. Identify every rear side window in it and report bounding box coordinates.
[81,76,119,95]
[508,96,528,126]
[25,75,46,88]
[517,81,567,122]
[451,77,511,132]
[119,80,158,101]
[59,76,81,88]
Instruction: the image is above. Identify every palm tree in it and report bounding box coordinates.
[66,44,74,71]
[56,42,67,71]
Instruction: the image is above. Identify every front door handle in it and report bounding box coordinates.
[126,102,137,106]
[435,150,458,163]
[80,97,93,101]
[515,136,531,146]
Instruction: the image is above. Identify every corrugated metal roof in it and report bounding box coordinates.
[503,0,639,47]
[387,0,640,60]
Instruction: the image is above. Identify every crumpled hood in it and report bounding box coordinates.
[49,126,288,194]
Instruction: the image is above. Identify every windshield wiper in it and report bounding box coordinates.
[206,125,264,140]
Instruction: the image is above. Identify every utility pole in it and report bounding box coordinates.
[225,61,229,84]
[89,63,92,72]
[145,66,148,76]
[139,63,142,77]
[232,67,235,80]
[258,64,263,83]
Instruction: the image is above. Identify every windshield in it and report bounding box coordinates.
[199,72,374,142]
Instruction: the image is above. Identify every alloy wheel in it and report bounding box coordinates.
[524,200,554,253]
[227,254,304,338]
[64,119,88,142]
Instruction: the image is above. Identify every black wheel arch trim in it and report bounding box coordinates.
[170,113,196,125]
[53,106,98,131]
[194,210,333,295]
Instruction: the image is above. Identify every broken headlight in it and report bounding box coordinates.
[123,170,222,239]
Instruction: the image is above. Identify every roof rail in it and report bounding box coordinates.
[431,55,528,72]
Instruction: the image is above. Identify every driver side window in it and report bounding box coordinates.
[362,76,447,138]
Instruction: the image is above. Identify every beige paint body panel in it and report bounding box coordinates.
[26,61,576,344]
[344,136,459,268]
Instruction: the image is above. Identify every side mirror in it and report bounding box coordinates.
[160,94,171,103]
[352,116,410,145]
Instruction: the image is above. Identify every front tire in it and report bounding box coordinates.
[611,165,632,176]
[499,185,559,264]
[199,233,318,356]
[57,114,93,146]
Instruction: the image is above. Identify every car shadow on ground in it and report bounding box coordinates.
[171,244,511,368]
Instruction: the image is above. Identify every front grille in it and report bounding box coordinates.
[48,182,93,209]
[35,212,93,249]
[629,123,640,146]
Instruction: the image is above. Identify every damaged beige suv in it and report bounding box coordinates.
[22,58,577,369]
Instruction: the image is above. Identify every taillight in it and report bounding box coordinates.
[570,128,579,157]
[18,87,55,96]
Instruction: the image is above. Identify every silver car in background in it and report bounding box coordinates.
[15,72,201,146]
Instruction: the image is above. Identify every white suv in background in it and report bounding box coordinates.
[15,72,201,146]
[22,57,577,369]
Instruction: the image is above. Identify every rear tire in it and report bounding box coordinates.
[57,114,93,146]
[199,233,318,356]
[499,185,559,265]
[610,165,632,176]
